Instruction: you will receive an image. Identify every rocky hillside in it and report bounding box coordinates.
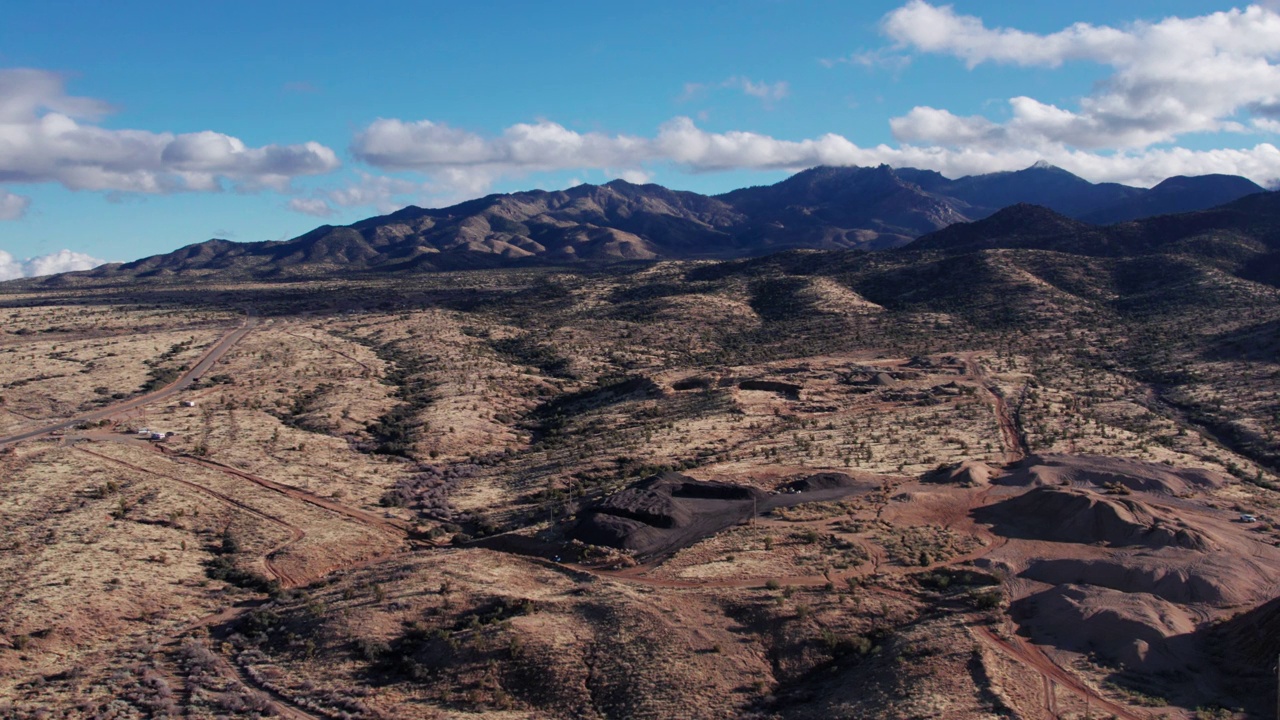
[906,191,1280,287]
[60,164,1269,281]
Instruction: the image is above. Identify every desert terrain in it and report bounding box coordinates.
[1,254,1279,719]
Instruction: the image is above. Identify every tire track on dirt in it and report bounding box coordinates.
[77,448,327,718]
[80,443,411,718]
[154,446,411,539]
[973,625,1148,720]
[963,354,1029,463]
[75,446,306,587]
[279,329,373,373]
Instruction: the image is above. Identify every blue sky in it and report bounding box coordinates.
[1,1,1278,274]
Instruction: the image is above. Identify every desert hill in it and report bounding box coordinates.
[4,222,1280,717]
[908,191,1280,285]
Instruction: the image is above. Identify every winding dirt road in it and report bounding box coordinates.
[74,446,307,586]
[0,312,258,448]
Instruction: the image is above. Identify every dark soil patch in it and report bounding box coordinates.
[571,472,767,559]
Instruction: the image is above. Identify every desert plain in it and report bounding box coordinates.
[1,258,1278,719]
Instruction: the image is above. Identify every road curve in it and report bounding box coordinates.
[0,312,258,448]
[973,625,1148,720]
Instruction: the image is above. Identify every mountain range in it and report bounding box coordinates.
[54,163,1271,281]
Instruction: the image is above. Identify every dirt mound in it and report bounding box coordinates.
[571,472,767,558]
[1000,454,1230,495]
[1021,554,1272,605]
[1013,584,1198,673]
[782,471,860,493]
[1202,596,1280,713]
[926,459,994,486]
[672,376,714,391]
[1211,595,1280,666]
[738,380,801,398]
[975,486,1216,550]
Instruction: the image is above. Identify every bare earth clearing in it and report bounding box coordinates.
[1,264,1279,719]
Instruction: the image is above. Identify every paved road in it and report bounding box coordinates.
[0,313,258,448]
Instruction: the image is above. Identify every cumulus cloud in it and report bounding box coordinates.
[0,189,30,220]
[352,118,648,173]
[1256,117,1280,133]
[0,248,108,280]
[883,1,1139,68]
[617,169,653,184]
[347,114,1280,195]
[0,68,340,195]
[343,4,1280,209]
[882,2,1280,150]
[353,117,859,174]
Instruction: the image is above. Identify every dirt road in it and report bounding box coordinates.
[157,447,413,539]
[0,312,258,448]
[963,354,1029,463]
[973,625,1149,720]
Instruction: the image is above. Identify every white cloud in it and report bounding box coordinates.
[352,118,651,173]
[883,1,1139,69]
[0,68,340,194]
[326,171,423,213]
[347,114,1280,199]
[889,107,1002,147]
[725,76,789,103]
[680,77,789,106]
[0,189,30,220]
[287,197,335,217]
[1255,117,1280,133]
[617,169,653,184]
[882,2,1280,150]
[653,117,863,170]
[335,3,1280,209]
[0,248,108,280]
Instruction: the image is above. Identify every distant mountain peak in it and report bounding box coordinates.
[42,164,1272,284]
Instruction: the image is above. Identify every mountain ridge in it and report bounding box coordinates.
[42,164,1273,282]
